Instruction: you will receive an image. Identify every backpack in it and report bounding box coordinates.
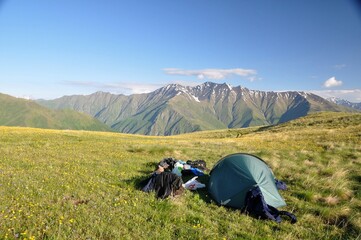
[158,157,178,170]
[243,186,297,224]
[186,159,208,171]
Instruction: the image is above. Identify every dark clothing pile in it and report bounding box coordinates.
[141,172,183,199]
[141,157,208,199]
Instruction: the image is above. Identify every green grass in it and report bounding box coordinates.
[0,112,360,239]
[0,93,111,132]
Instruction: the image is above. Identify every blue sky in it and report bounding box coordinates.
[0,0,360,101]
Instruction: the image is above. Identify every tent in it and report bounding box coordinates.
[208,153,286,209]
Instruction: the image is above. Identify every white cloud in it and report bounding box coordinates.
[62,81,163,95]
[323,77,343,88]
[168,80,201,87]
[247,76,259,82]
[310,89,361,103]
[163,68,257,80]
[334,64,346,70]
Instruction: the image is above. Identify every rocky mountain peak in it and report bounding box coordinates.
[36,81,353,135]
[327,97,361,110]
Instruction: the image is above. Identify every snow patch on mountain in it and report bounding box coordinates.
[191,95,200,102]
[327,97,361,110]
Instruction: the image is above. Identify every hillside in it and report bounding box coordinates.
[0,112,360,239]
[0,93,111,131]
[38,82,352,135]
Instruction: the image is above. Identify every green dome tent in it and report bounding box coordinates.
[208,153,286,209]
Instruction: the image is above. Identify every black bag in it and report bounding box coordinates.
[158,157,178,170]
[141,172,184,199]
[186,159,208,171]
[244,186,297,224]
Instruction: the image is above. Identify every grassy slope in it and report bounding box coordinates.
[0,112,360,239]
[0,93,111,132]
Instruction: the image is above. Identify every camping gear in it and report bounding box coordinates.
[171,161,205,177]
[186,159,208,171]
[158,157,177,170]
[141,157,207,199]
[208,153,286,209]
[244,186,297,224]
[141,172,184,199]
[183,164,191,170]
[141,172,158,193]
[172,162,184,176]
[181,168,204,176]
[275,179,287,190]
[183,176,206,190]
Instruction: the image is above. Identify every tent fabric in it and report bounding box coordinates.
[208,153,286,209]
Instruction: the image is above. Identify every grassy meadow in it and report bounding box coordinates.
[0,112,360,239]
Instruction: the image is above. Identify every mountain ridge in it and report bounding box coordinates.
[327,97,361,110]
[0,93,112,132]
[37,82,353,135]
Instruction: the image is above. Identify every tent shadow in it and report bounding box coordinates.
[118,162,159,189]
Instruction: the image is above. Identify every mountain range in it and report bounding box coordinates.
[0,93,111,131]
[36,82,353,135]
[327,97,361,110]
